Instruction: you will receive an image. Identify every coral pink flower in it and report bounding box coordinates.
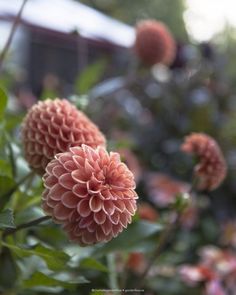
[137,202,158,222]
[205,280,227,295]
[134,20,176,66]
[42,145,138,246]
[181,133,227,191]
[22,99,106,174]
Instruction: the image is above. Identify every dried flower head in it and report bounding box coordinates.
[22,99,106,174]
[42,144,138,246]
[134,20,176,66]
[181,133,227,191]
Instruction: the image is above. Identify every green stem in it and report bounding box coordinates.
[0,0,29,72]
[137,213,179,288]
[0,171,35,211]
[107,253,120,293]
[3,216,51,238]
[6,171,35,196]
[189,175,199,194]
[137,175,198,287]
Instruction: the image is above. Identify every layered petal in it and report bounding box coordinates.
[42,145,138,246]
[22,99,106,174]
[181,133,227,191]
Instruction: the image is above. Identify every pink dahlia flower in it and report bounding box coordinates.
[181,133,227,191]
[21,99,106,174]
[42,144,138,246]
[134,20,176,66]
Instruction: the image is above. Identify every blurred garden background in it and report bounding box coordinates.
[1,0,236,294]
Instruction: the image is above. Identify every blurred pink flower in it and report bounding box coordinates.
[42,145,138,246]
[134,20,176,66]
[180,246,236,294]
[137,202,159,222]
[22,99,106,174]
[181,133,227,191]
[199,246,236,276]
[205,280,226,295]
[146,173,190,207]
[179,265,215,286]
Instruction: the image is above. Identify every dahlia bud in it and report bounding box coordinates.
[134,20,176,66]
[181,133,227,191]
[42,145,138,246]
[21,99,106,174]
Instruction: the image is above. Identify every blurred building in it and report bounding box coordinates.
[0,0,135,96]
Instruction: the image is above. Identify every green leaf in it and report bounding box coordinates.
[0,176,16,210]
[0,208,15,229]
[0,247,17,289]
[80,257,108,272]
[75,60,106,94]
[23,271,88,289]
[0,159,12,178]
[90,291,105,295]
[0,87,7,120]
[15,206,43,225]
[95,221,163,255]
[5,113,24,131]
[2,242,70,271]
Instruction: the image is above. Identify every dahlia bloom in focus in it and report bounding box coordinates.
[181,133,227,191]
[42,144,138,246]
[134,20,176,66]
[22,99,106,174]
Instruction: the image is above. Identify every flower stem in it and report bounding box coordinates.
[0,171,35,211]
[189,175,199,194]
[3,216,51,238]
[107,253,120,294]
[0,0,29,72]
[137,213,179,288]
[137,176,197,287]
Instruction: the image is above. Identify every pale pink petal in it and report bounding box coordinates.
[77,199,91,217]
[61,192,78,208]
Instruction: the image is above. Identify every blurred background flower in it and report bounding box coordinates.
[1,0,236,294]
